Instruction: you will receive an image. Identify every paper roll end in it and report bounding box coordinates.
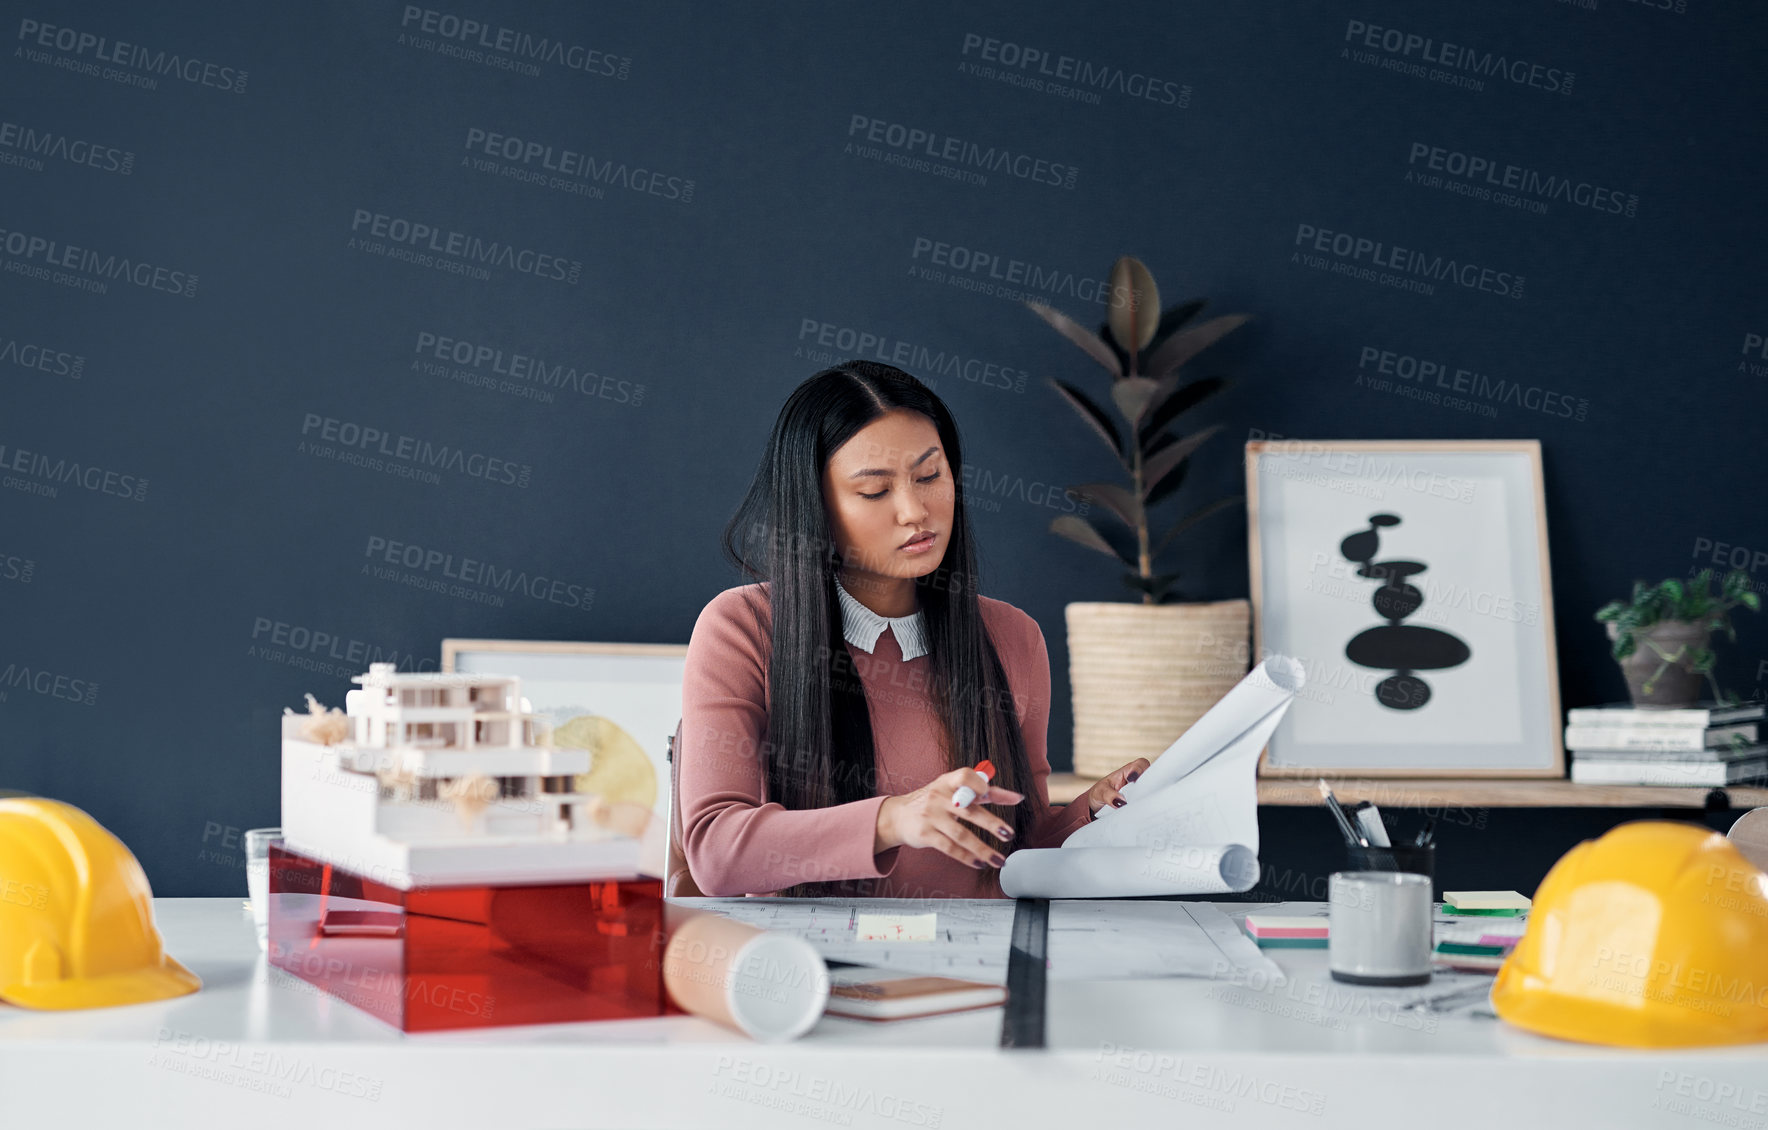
[998,848,1035,898]
[1261,655,1306,693]
[727,932,831,1042]
[1222,845,1261,892]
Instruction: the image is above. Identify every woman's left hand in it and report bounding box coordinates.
[1084,757,1151,818]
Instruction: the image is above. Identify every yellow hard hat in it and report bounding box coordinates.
[0,797,201,1009]
[1493,820,1768,1048]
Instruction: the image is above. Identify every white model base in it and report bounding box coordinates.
[277,833,643,891]
[281,734,642,890]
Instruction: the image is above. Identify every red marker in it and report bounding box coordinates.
[951,760,995,809]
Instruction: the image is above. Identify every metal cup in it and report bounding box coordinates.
[1329,869,1432,986]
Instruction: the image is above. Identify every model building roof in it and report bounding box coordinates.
[352,663,517,687]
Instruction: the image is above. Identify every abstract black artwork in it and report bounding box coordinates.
[1250,441,1562,775]
[1339,513,1471,711]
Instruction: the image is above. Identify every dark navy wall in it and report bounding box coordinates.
[4,1,1763,896]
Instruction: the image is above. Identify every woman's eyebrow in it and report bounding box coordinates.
[846,446,940,480]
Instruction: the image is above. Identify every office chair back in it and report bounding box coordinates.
[665,719,704,897]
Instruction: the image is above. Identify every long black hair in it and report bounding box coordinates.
[718,360,1043,896]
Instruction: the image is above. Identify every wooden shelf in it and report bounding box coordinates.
[1047,772,1768,810]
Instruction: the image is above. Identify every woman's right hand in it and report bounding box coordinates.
[874,767,1025,870]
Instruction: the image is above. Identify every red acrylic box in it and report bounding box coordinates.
[267,843,676,1031]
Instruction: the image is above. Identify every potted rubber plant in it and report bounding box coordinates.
[1025,255,1253,778]
[1594,568,1760,707]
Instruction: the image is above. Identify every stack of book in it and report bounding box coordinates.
[1566,702,1767,787]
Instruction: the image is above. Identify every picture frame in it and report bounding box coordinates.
[1245,439,1563,778]
[441,639,689,826]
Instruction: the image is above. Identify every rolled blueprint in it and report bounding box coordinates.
[1063,655,1305,857]
[1000,844,1259,898]
[1117,655,1306,801]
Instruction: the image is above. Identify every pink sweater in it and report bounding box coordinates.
[678,582,1093,897]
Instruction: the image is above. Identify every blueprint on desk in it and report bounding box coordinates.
[670,897,1284,986]
[1046,900,1282,982]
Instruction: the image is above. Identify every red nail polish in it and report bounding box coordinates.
[1112,797,1126,808]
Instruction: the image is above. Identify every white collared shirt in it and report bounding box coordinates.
[834,574,929,661]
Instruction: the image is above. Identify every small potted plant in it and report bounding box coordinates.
[1594,568,1760,707]
[1025,255,1253,778]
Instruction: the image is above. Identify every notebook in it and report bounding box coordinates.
[823,967,1006,1021]
[319,909,404,937]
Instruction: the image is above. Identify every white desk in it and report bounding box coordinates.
[0,898,1760,1129]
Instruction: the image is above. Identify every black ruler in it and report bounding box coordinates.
[1000,897,1049,1049]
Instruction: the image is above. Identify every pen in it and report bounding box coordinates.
[1414,816,1438,848]
[1317,779,1368,847]
[951,760,995,809]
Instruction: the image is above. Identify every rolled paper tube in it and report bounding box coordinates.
[1000,843,1259,898]
[1116,655,1306,802]
[662,908,830,1042]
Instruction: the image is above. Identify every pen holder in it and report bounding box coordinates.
[1345,841,1435,893]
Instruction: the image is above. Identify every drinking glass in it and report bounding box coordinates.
[245,827,282,952]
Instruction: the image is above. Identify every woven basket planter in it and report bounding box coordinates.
[1064,599,1251,779]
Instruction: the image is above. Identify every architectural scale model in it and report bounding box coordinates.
[280,663,641,887]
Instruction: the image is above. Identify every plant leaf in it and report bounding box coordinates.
[1145,453,1188,507]
[1026,301,1121,375]
[1153,495,1243,556]
[1106,256,1161,359]
[1152,575,1187,603]
[1071,481,1142,530]
[1050,514,1137,566]
[1601,569,1760,637]
[1122,570,1182,596]
[1110,376,1165,427]
[1139,377,1228,444]
[1143,429,1178,457]
[1141,424,1222,500]
[1143,314,1250,378]
[1050,514,1118,558]
[1146,299,1206,353]
[1048,378,1125,462]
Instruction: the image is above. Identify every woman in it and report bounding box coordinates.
[678,360,1147,897]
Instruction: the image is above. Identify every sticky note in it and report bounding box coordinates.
[855,913,937,941]
[1243,915,1330,936]
[1443,890,1531,911]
